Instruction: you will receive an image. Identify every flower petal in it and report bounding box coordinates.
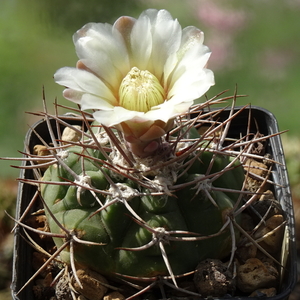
[74,22,130,91]
[129,14,152,70]
[145,100,193,123]
[80,94,115,111]
[62,88,84,104]
[54,67,118,107]
[166,27,211,89]
[179,26,205,59]
[168,66,214,103]
[139,9,182,80]
[93,107,145,127]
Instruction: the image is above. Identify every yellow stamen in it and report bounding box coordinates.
[119,67,165,113]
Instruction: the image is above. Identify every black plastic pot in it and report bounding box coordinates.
[11,107,297,300]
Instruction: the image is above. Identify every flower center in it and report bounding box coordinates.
[119,67,165,113]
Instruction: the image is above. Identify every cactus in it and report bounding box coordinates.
[6,97,288,299]
[40,125,244,281]
[5,8,289,299]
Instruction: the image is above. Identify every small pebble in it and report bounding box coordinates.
[62,125,82,144]
[237,258,278,293]
[103,291,125,300]
[72,268,108,300]
[194,259,235,297]
[254,214,285,254]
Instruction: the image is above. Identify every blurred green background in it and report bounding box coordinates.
[1,0,300,297]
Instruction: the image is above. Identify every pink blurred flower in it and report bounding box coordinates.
[195,1,249,70]
[197,1,248,33]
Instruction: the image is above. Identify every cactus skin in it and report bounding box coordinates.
[41,141,244,280]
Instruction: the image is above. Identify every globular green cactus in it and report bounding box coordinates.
[5,100,287,299]
[4,7,290,299]
[40,121,245,283]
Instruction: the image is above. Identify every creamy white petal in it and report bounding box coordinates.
[141,9,182,80]
[113,16,136,50]
[178,26,205,60]
[80,94,115,111]
[62,89,84,104]
[170,45,211,86]
[54,67,117,106]
[62,89,116,112]
[55,67,99,94]
[163,27,205,88]
[163,51,178,88]
[145,100,193,123]
[168,68,215,103]
[168,63,213,102]
[129,14,152,70]
[166,29,210,91]
[74,23,130,90]
[93,107,145,126]
[75,43,125,91]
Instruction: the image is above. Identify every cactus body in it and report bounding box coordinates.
[41,142,244,280]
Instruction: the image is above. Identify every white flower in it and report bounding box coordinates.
[54,9,214,157]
